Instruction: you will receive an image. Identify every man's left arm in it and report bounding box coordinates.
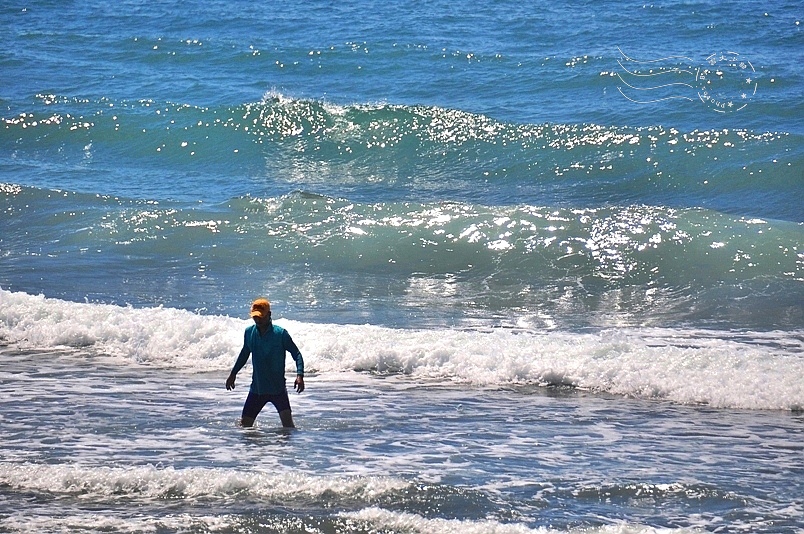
[284,331,305,393]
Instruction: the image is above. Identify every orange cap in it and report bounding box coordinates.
[249,298,271,318]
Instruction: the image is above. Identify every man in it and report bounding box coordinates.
[225,298,305,428]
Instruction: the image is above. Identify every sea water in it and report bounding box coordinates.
[1,1,803,532]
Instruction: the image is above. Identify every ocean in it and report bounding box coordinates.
[1,1,802,532]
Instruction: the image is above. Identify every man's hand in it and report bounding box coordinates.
[294,375,305,393]
[225,373,236,390]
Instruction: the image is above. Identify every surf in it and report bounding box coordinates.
[2,289,802,411]
[3,93,801,220]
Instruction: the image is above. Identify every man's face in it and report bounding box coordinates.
[253,312,271,328]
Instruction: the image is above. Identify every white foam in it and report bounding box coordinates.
[0,462,410,502]
[2,512,237,534]
[342,507,705,533]
[2,506,705,534]
[0,288,241,371]
[1,289,802,410]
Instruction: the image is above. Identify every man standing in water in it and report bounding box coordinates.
[225,298,305,428]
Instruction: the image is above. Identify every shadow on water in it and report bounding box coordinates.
[238,421,296,445]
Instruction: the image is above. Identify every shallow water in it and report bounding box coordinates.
[2,347,802,533]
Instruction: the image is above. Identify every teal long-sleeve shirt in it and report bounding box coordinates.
[231,323,304,395]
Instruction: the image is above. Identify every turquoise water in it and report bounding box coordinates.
[1,1,803,532]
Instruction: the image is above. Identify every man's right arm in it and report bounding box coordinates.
[226,334,251,390]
